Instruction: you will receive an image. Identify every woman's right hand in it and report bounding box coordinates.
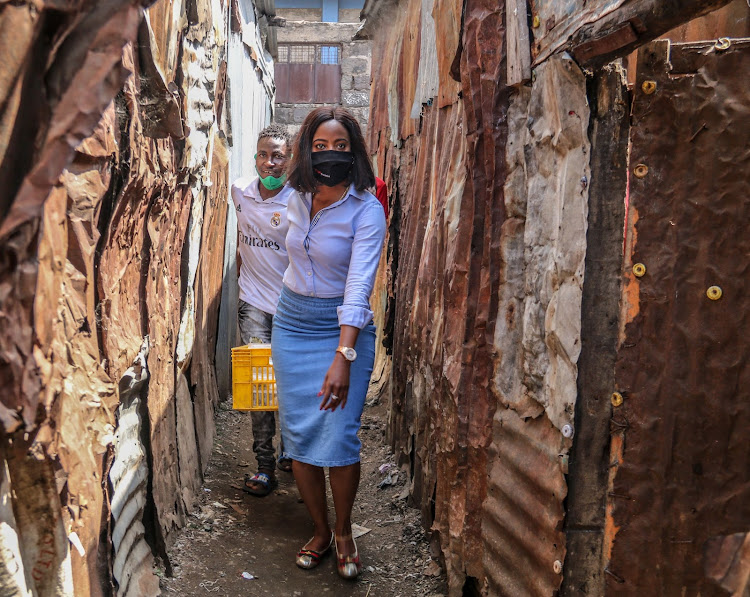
[318,354,351,412]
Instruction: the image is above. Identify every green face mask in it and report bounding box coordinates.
[255,165,286,190]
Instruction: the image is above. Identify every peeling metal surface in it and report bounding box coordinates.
[0,0,272,593]
[368,0,510,592]
[410,0,439,118]
[484,52,589,597]
[528,0,736,66]
[609,39,750,595]
[529,0,625,62]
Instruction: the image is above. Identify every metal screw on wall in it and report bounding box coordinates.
[641,80,657,94]
[633,263,646,278]
[706,286,723,300]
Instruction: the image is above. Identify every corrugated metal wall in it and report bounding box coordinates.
[606,38,750,596]
[0,0,273,594]
[365,0,748,595]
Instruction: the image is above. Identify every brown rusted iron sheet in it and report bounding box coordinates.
[528,0,735,67]
[703,532,750,595]
[608,39,750,595]
[366,0,591,592]
[625,1,750,86]
[0,0,143,431]
[3,99,120,597]
[191,131,229,471]
[0,0,242,592]
[0,1,144,239]
[433,0,463,108]
[487,51,590,596]
[368,0,509,591]
[483,408,568,596]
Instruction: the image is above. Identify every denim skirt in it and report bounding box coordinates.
[271,286,375,467]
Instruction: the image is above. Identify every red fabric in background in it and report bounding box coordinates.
[375,177,389,220]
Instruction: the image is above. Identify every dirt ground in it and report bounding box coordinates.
[158,399,448,596]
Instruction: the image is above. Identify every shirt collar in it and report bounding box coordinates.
[303,183,369,205]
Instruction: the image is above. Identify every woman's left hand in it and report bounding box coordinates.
[319,355,351,411]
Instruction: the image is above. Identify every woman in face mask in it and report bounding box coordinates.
[271,107,386,580]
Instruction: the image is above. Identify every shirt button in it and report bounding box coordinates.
[307,271,312,276]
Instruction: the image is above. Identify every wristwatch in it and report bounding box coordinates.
[336,346,357,362]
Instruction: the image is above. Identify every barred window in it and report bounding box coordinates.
[319,46,340,65]
[275,44,342,103]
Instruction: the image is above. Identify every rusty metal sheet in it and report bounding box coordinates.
[486,51,589,597]
[370,0,510,592]
[433,0,463,108]
[21,101,118,597]
[528,0,736,67]
[145,2,187,83]
[411,0,439,118]
[609,39,750,595]
[0,0,253,591]
[529,0,625,62]
[0,2,143,239]
[483,408,567,596]
[191,131,229,471]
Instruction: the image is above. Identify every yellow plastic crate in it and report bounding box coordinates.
[231,344,278,411]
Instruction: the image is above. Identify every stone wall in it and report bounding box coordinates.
[275,21,371,132]
[276,8,362,23]
[277,8,322,21]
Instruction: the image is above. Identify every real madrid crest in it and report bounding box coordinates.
[271,212,281,228]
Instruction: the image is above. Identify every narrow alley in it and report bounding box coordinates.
[1,1,749,596]
[159,402,446,596]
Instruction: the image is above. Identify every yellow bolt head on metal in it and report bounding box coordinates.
[532,14,540,28]
[707,286,722,300]
[641,80,657,94]
[633,164,649,178]
[611,392,623,407]
[633,263,646,277]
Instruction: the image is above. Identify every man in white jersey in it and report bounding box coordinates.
[232,124,295,497]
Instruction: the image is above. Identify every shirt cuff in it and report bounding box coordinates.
[337,304,374,329]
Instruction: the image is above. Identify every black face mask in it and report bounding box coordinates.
[311,151,354,187]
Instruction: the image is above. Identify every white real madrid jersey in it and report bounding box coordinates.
[231,177,294,315]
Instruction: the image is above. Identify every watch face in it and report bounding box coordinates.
[341,347,357,361]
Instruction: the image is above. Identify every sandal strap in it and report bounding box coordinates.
[297,549,322,561]
[248,472,271,484]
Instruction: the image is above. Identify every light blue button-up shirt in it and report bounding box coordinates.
[283,184,386,329]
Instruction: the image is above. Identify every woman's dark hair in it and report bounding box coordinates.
[287,107,375,193]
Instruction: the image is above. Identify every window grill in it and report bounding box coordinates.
[277,44,341,65]
[275,43,342,104]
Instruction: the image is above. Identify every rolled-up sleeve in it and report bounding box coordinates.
[337,202,386,328]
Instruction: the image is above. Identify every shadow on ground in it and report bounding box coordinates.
[158,401,447,596]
